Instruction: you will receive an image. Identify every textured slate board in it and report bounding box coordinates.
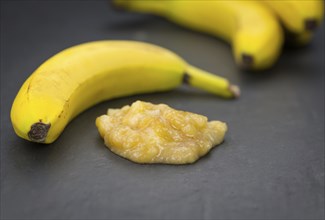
[1,1,324,219]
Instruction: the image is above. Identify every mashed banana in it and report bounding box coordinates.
[96,101,227,164]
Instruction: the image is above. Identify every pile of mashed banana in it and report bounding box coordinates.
[96,101,227,164]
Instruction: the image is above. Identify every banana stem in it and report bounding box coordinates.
[184,65,240,99]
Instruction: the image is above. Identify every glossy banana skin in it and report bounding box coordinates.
[11,41,239,144]
[262,0,324,46]
[114,0,284,70]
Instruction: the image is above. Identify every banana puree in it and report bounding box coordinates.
[96,101,227,164]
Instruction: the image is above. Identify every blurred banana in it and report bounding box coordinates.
[114,0,284,70]
[11,40,239,144]
[261,0,324,46]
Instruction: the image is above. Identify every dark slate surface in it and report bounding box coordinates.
[1,1,324,219]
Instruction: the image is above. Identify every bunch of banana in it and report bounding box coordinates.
[11,41,239,144]
[113,0,324,70]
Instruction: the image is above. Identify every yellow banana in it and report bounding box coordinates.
[11,40,239,144]
[114,0,284,70]
[260,0,324,46]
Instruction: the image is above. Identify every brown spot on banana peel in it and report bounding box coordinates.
[25,81,32,101]
[27,82,31,93]
[28,122,51,143]
[58,109,64,119]
[57,99,70,119]
[182,73,240,98]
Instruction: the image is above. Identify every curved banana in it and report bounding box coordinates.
[260,0,324,46]
[114,0,284,70]
[11,40,239,144]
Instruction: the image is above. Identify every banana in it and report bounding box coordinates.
[260,0,324,46]
[11,40,239,144]
[113,0,284,70]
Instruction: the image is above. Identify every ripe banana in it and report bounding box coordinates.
[11,40,239,144]
[260,0,324,46]
[114,0,284,70]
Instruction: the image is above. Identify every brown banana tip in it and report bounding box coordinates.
[182,72,190,84]
[229,84,240,98]
[241,53,254,68]
[28,122,51,143]
[108,0,123,11]
[305,19,317,31]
